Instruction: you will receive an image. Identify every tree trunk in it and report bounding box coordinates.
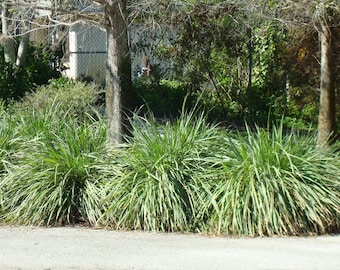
[1,4,16,64]
[16,21,30,67]
[247,27,253,121]
[317,22,337,146]
[104,0,132,145]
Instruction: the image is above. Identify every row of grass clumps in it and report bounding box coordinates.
[100,116,340,236]
[0,79,339,236]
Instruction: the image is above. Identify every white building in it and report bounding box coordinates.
[66,23,107,83]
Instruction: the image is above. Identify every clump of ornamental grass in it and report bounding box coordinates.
[0,102,21,217]
[0,103,18,175]
[202,124,340,236]
[0,107,108,226]
[14,101,66,141]
[100,111,219,232]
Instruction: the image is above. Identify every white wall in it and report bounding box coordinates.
[67,23,106,84]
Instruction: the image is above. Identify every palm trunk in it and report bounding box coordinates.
[105,0,132,145]
[317,22,337,146]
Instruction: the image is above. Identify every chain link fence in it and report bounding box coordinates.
[29,21,175,86]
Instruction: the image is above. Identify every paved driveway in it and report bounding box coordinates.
[0,226,339,270]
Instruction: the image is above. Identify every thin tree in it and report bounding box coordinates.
[316,3,338,145]
[1,2,32,66]
[95,0,132,145]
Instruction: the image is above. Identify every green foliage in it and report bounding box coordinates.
[0,62,31,100]
[169,5,249,121]
[248,24,288,122]
[155,5,327,128]
[284,89,319,128]
[132,77,189,118]
[0,102,20,175]
[203,124,340,236]
[0,106,108,226]
[100,111,219,232]
[18,77,101,120]
[0,78,107,225]
[24,43,62,86]
[0,43,60,101]
[282,29,320,127]
[99,115,340,235]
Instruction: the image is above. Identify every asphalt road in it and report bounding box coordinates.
[0,226,339,270]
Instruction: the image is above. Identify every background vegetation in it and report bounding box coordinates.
[134,3,340,131]
[0,43,60,101]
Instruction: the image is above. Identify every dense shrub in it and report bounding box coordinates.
[0,62,32,100]
[98,117,339,235]
[18,77,102,120]
[0,77,107,225]
[0,43,60,101]
[0,92,339,235]
[132,78,190,119]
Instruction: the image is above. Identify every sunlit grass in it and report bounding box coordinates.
[99,112,219,232]
[202,124,340,236]
[0,107,108,226]
[0,108,17,175]
[0,103,21,217]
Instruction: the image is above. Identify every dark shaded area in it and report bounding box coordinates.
[0,43,61,101]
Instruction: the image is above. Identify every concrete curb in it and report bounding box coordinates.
[1,226,339,270]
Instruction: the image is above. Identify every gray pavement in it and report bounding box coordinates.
[0,226,339,270]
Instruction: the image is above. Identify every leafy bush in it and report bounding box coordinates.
[18,77,101,120]
[100,111,219,232]
[132,78,190,118]
[0,43,60,101]
[0,107,108,226]
[203,124,340,236]
[0,62,32,100]
[24,43,62,86]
